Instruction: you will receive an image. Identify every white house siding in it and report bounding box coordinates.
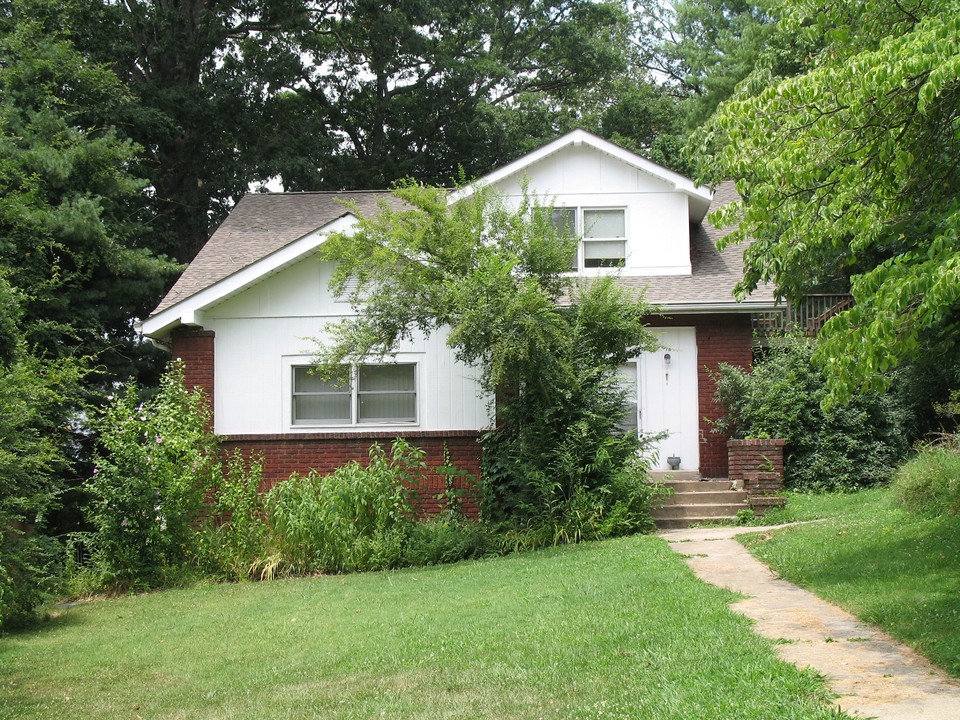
[490,144,692,276]
[203,254,490,436]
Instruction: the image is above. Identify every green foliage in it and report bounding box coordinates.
[892,436,960,518]
[83,361,220,590]
[194,451,268,582]
[317,183,661,539]
[258,440,422,576]
[0,274,84,628]
[714,335,908,491]
[635,0,795,131]
[0,2,179,373]
[695,0,960,404]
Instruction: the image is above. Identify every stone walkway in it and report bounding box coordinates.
[660,525,960,720]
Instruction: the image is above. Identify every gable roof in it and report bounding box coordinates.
[450,129,714,223]
[143,144,776,339]
[152,191,402,316]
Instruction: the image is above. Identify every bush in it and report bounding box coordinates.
[194,451,267,581]
[0,337,84,627]
[82,361,220,590]
[257,440,422,577]
[892,437,960,517]
[714,335,909,491]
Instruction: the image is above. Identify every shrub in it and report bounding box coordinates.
[83,361,220,590]
[402,512,496,566]
[257,440,421,576]
[892,436,960,517]
[714,335,908,491]
[195,451,267,581]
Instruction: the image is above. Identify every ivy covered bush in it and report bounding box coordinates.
[714,335,909,491]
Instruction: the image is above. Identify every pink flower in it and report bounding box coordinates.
[155,436,163,444]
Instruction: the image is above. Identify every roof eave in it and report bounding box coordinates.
[654,301,784,314]
[449,130,713,222]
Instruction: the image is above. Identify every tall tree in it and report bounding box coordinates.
[316,183,659,525]
[0,2,179,379]
[694,0,960,403]
[66,0,634,262]
[632,0,807,129]
[0,274,84,627]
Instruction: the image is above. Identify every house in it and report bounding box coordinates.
[141,130,778,509]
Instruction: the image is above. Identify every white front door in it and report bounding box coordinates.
[635,327,699,472]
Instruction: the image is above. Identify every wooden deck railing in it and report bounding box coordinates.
[752,294,854,337]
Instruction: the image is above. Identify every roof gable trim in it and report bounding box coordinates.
[141,213,358,337]
[449,129,712,220]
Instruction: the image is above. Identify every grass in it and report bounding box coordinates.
[740,486,960,677]
[0,535,850,720]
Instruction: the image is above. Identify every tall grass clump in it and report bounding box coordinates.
[892,440,960,517]
[258,440,422,577]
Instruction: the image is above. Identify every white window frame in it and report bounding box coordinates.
[289,362,419,427]
[549,206,627,271]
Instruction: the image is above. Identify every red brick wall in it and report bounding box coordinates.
[728,438,786,498]
[646,314,754,478]
[169,327,215,423]
[220,431,483,517]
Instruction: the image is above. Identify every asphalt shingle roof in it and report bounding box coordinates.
[150,181,773,317]
[152,191,404,315]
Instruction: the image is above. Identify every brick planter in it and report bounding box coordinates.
[727,439,787,516]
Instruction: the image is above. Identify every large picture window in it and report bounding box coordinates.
[292,364,417,425]
[547,207,626,269]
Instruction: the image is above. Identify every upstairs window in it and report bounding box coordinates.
[546,207,626,270]
[292,364,417,426]
[582,209,626,268]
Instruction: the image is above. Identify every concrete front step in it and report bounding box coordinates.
[649,470,701,483]
[653,478,749,529]
[653,503,748,520]
[662,480,738,493]
[661,490,748,506]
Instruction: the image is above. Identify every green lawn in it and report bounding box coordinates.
[1,535,850,719]
[742,487,960,677]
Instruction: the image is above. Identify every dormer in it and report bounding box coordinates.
[452,130,712,277]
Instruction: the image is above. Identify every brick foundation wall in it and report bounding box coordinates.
[648,314,754,478]
[169,327,215,422]
[220,430,483,517]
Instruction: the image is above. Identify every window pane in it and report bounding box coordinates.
[583,240,625,267]
[617,364,638,433]
[358,393,416,422]
[294,394,351,423]
[294,366,349,392]
[551,207,576,235]
[583,209,625,238]
[359,364,415,392]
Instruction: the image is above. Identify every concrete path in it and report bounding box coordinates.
[660,525,960,720]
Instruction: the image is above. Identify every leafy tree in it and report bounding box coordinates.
[65,0,637,261]
[316,183,661,531]
[0,3,179,380]
[633,0,795,129]
[695,0,960,403]
[0,274,84,627]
